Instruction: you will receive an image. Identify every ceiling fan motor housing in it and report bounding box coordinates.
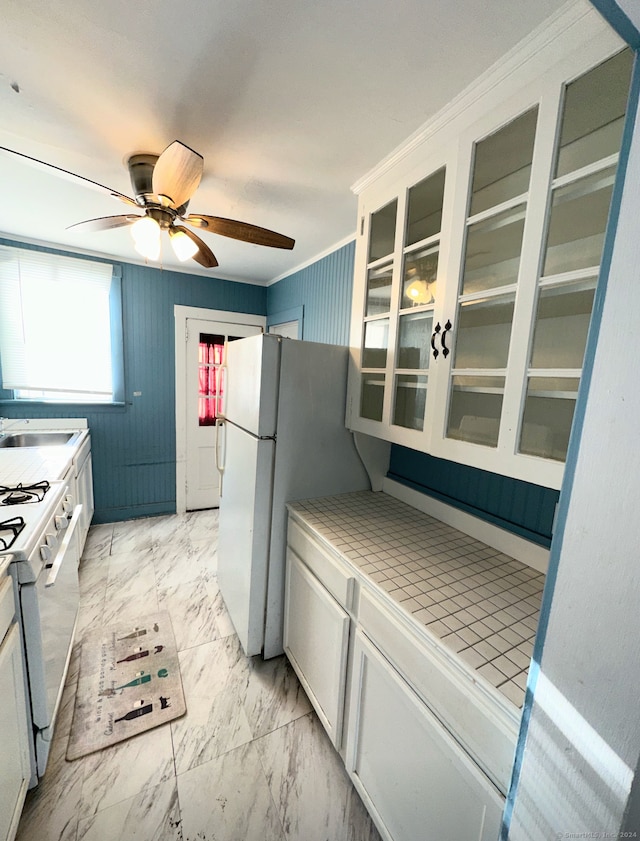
[127,154,158,205]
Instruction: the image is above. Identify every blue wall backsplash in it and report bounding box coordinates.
[388,448,559,547]
[0,237,266,522]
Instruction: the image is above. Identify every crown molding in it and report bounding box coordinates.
[351,0,603,196]
[267,232,356,286]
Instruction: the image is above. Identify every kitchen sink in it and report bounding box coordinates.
[0,431,76,448]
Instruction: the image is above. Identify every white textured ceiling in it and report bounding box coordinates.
[0,0,567,284]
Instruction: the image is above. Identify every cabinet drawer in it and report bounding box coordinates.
[358,587,518,795]
[287,518,354,610]
[0,572,16,644]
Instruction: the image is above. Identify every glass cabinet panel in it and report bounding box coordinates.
[529,279,597,369]
[368,200,397,262]
[542,166,616,276]
[447,376,505,447]
[362,320,389,368]
[402,244,439,308]
[405,168,446,246]
[393,375,427,430]
[361,374,385,421]
[555,48,633,178]
[461,205,527,295]
[469,108,538,216]
[453,294,515,370]
[366,262,393,316]
[397,312,433,369]
[519,377,580,461]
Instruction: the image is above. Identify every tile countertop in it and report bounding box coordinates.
[0,447,76,485]
[287,490,545,710]
[0,420,89,486]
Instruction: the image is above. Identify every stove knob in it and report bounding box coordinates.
[45,533,57,551]
[55,515,69,531]
[40,544,52,562]
[63,496,73,514]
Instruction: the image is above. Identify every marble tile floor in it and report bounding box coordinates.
[16,510,381,841]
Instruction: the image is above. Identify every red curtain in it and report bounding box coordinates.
[198,337,224,425]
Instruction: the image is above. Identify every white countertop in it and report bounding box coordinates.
[0,419,89,485]
[288,490,544,710]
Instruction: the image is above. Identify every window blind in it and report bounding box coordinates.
[0,246,115,398]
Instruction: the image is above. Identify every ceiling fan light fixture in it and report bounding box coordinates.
[131,215,161,260]
[169,227,199,262]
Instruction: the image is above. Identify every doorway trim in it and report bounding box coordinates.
[266,305,304,338]
[174,305,266,514]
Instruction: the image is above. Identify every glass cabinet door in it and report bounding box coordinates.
[392,168,446,432]
[358,169,447,433]
[445,108,538,448]
[518,47,633,462]
[359,200,397,422]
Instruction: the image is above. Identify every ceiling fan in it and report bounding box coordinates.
[0,141,295,268]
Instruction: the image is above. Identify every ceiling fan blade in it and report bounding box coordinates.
[0,146,137,206]
[152,141,204,210]
[184,214,295,250]
[173,225,218,268]
[67,214,142,232]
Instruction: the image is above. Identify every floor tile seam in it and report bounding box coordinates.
[171,722,256,780]
[242,700,313,744]
[173,626,237,656]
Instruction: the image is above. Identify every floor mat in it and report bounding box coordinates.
[67,611,186,760]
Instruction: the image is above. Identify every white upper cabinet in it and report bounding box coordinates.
[347,5,632,490]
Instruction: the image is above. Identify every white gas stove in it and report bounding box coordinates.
[0,478,82,786]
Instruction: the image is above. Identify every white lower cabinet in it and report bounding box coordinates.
[346,629,504,841]
[283,548,350,748]
[0,571,31,841]
[284,513,509,841]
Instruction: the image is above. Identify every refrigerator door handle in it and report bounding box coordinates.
[215,418,226,496]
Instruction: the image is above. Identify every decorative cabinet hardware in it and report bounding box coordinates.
[431,323,441,360]
[441,320,452,359]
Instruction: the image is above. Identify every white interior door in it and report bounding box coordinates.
[268,319,299,338]
[185,318,261,510]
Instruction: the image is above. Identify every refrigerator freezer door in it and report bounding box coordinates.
[224,333,280,437]
[217,421,275,656]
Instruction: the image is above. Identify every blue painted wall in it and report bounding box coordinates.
[266,241,355,345]
[268,239,558,544]
[0,237,266,522]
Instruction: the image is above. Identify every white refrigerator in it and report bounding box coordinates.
[216,333,374,659]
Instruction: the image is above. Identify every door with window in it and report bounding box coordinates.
[186,318,261,510]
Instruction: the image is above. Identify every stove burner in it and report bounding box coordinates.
[0,516,26,551]
[0,481,50,506]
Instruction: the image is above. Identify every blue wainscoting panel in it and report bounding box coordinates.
[0,237,266,522]
[267,240,355,346]
[389,446,559,547]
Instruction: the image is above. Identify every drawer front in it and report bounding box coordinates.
[287,518,354,610]
[0,572,16,644]
[358,587,518,795]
